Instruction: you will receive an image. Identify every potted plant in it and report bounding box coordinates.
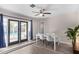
[65,25,79,53]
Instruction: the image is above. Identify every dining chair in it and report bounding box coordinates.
[45,33,54,48]
[51,33,60,44]
[50,33,60,51]
[36,33,45,44]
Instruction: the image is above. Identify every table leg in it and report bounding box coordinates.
[54,37,56,51]
[36,37,38,44]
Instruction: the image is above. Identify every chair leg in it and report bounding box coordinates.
[56,40,60,46]
[42,40,44,44]
[57,42,59,46]
[52,42,54,49]
[36,39,38,44]
[46,41,48,47]
[54,41,56,51]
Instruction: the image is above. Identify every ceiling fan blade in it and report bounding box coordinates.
[44,13,51,14]
[32,11,39,13]
[35,13,40,16]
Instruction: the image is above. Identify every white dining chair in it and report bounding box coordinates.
[50,33,60,51]
[46,34,53,42]
[45,33,54,48]
[36,33,45,44]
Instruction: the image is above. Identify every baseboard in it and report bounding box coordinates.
[59,41,72,46]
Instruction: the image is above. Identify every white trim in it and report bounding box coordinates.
[59,41,72,46]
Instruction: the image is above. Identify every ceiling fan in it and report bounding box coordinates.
[30,4,51,16]
[32,8,51,16]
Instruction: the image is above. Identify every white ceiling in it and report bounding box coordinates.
[0,4,79,18]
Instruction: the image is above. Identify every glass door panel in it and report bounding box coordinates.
[21,22,28,41]
[8,20,19,45]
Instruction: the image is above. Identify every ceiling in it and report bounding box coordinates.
[0,4,79,19]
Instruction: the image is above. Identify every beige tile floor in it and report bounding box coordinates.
[9,41,73,54]
[9,44,57,54]
[0,40,36,54]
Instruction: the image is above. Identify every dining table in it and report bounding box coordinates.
[36,33,58,51]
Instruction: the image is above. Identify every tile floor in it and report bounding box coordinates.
[8,41,73,54]
[0,40,36,54]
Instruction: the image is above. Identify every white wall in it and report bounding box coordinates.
[44,5,79,45]
[32,19,40,39]
[32,18,46,39]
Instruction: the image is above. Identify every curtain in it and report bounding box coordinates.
[30,20,33,40]
[0,14,6,48]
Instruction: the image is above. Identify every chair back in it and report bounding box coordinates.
[51,33,59,42]
[36,33,45,40]
[45,33,54,42]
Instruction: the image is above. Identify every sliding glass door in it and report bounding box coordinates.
[8,20,19,45]
[8,19,28,45]
[20,22,28,42]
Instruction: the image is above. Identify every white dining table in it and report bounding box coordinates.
[36,33,57,51]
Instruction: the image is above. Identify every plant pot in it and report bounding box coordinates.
[73,50,79,54]
[72,40,79,54]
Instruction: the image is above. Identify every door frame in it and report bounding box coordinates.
[20,21,28,42]
[8,19,19,45]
